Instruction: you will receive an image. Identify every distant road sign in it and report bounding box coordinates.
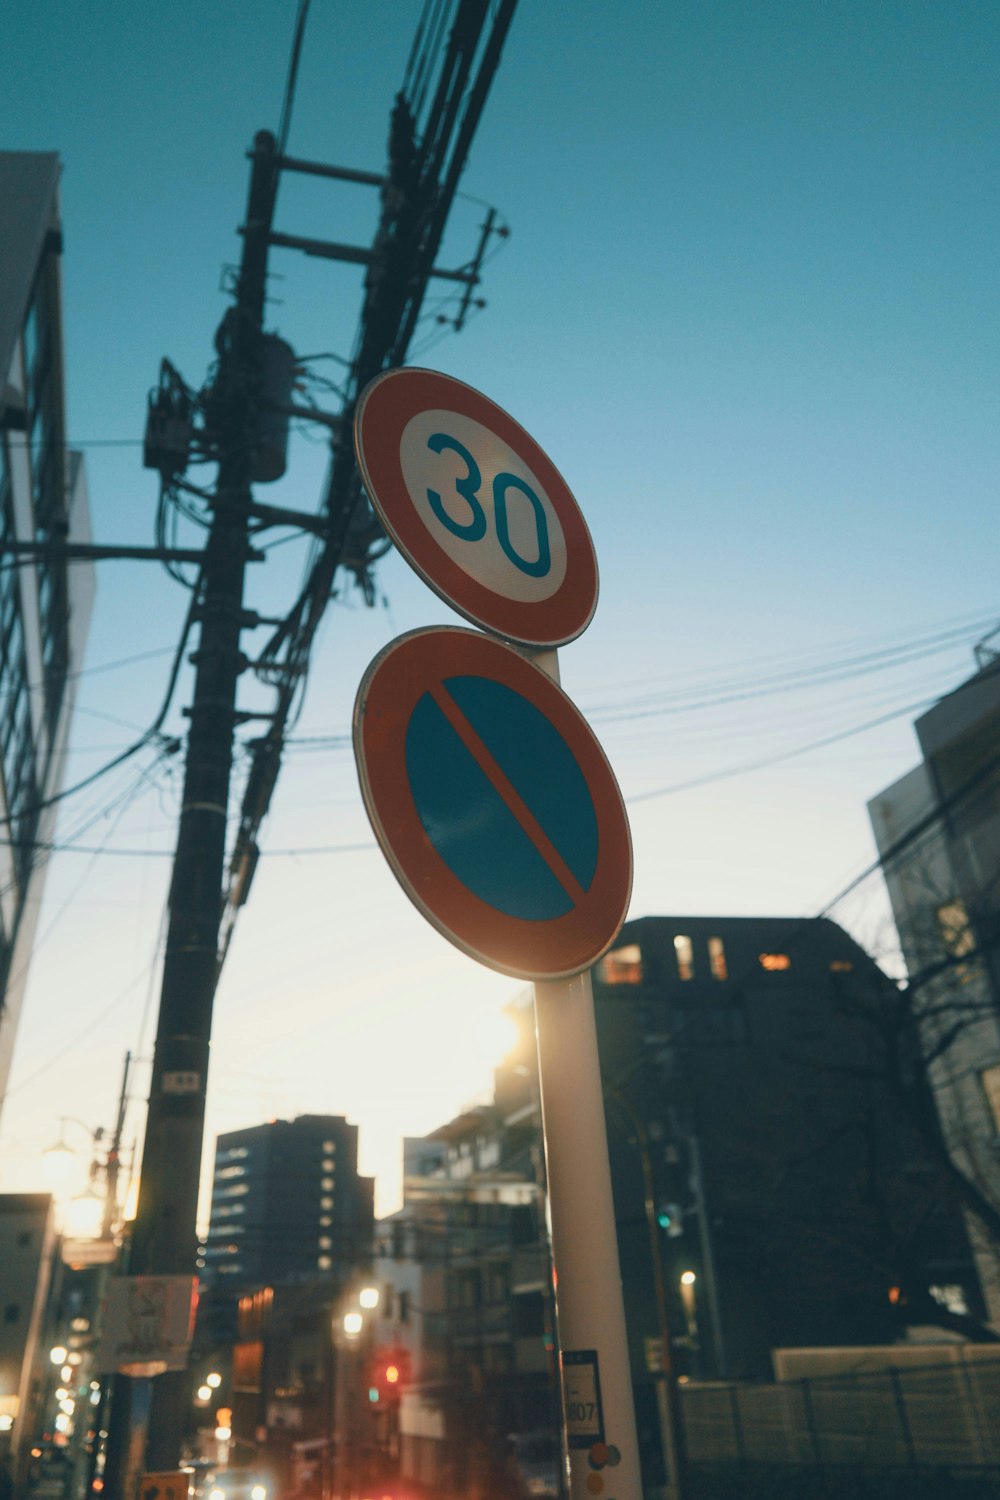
[354,627,631,979]
[353,367,598,646]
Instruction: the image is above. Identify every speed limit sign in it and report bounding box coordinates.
[353,367,599,647]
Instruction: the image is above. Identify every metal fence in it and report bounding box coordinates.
[681,1354,1000,1472]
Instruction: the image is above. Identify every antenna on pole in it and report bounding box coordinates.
[277,0,312,158]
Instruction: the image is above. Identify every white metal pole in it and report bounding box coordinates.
[534,973,643,1500]
[530,646,643,1500]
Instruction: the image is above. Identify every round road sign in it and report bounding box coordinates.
[354,627,632,980]
[353,368,598,647]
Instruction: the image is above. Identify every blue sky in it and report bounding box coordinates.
[1,1,997,1215]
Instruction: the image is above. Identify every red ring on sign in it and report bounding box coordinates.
[354,628,632,981]
[354,368,599,647]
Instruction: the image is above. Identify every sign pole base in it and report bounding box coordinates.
[534,971,644,1500]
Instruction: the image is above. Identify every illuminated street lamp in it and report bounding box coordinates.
[65,1185,105,1241]
[343,1311,363,1337]
[359,1286,379,1310]
[679,1271,699,1358]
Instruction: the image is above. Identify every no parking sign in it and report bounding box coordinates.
[353,627,631,980]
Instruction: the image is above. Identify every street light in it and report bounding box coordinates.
[65,1185,105,1241]
[679,1272,699,1369]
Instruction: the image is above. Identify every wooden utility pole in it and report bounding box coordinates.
[112,130,280,1482]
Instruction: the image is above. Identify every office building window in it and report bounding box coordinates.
[215,1183,248,1200]
[674,935,694,981]
[937,900,976,959]
[830,959,853,973]
[980,1066,1000,1134]
[759,953,791,972]
[708,936,728,981]
[597,943,643,985]
[22,300,39,381]
[930,1284,970,1316]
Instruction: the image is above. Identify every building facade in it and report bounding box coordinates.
[0,1193,58,1478]
[201,1114,374,1291]
[0,151,96,1108]
[869,648,1000,1320]
[195,1116,375,1489]
[374,1119,559,1498]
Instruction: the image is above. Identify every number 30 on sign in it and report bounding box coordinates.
[354,368,599,648]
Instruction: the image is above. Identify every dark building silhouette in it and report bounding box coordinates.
[201,1114,374,1292]
[584,917,982,1386]
[194,1116,375,1487]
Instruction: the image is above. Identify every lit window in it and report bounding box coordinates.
[323,1140,337,1152]
[320,1216,332,1227]
[830,959,853,973]
[317,1256,332,1271]
[981,1066,1000,1134]
[674,935,694,981]
[319,1236,331,1249]
[759,953,791,972]
[216,1165,246,1180]
[321,1177,334,1191]
[929,1284,970,1316]
[321,1197,333,1210]
[322,1157,335,1172]
[708,937,727,981]
[936,900,976,959]
[597,944,643,985]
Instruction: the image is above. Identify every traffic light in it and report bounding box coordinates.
[369,1348,410,1407]
[657,1202,684,1237]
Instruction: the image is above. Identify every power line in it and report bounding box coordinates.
[627,695,938,805]
[585,617,998,724]
[0,591,197,835]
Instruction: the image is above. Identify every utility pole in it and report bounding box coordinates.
[118,130,281,1477]
[100,4,519,1479]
